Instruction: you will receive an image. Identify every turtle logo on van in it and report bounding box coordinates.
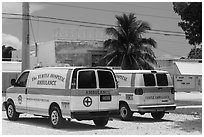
[83,96,92,107]
[18,95,22,104]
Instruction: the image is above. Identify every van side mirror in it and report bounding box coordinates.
[11,79,16,86]
[116,81,119,88]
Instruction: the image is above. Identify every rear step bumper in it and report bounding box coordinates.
[71,110,119,120]
[136,104,176,112]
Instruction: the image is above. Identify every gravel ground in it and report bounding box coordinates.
[2,92,202,135]
[2,111,202,135]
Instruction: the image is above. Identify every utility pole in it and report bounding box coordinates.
[22,2,30,71]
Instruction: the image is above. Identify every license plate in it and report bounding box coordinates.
[100,95,111,102]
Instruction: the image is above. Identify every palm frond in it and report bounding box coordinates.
[136,21,151,34]
[101,50,117,61]
[139,46,156,58]
[107,54,123,66]
[139,38,157,48]
[131,55,141,70]
[105,28,119,39]
[142,52,157,65]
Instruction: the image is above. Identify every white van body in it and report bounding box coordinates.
[113,70,176,120]
[4,67,119,128]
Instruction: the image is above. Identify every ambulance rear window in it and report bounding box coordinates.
[143,74,155,86]
[98,70,115,88]
[78,71,96,89]
[156,74,168,86]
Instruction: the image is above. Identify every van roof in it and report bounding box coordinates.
[113,70,168,74]
[34,66,113,71]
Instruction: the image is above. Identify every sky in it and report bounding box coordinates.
[1,1,195,59]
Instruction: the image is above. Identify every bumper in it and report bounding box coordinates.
[136,104,176,112]
[71,110,119,120]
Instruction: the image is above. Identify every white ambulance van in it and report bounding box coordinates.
[4,67,119,128]
[113,70,176,121]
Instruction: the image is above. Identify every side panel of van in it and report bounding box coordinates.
[115,73,135,108]
[26,69,71,116]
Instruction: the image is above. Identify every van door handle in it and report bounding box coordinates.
[158,88,163,90]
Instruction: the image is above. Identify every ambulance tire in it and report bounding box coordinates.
[119,103,133,121]
[151,112,165,120]
[50,106,63,128]
[6,102,19,121]
[93,117,109,127]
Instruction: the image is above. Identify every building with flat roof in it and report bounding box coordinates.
[156,59,202,92]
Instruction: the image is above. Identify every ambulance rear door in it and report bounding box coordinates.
[155,73,174,105]
[70,69,99,112]
[140,72,174,105]
[97,69,118,111]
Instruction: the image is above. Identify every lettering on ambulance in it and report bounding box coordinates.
[37,80,57,85]
[34,73,65,85]
[116,75,127,81]
[85,90,111,95]
[29,72,66,89]
[71,90,112,96]
[26,97,49,102]
[115,73,132,87]
[145,95,170,100]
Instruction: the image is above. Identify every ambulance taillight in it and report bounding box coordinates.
[135,88,143,95]
[170,87,175,94]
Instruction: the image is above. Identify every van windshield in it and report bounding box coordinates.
[98,70,115,88]
[156,74,168,86]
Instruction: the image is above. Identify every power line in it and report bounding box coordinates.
[3,16,184,37]
[3,12,114,27]
[155,38,189,45]
[3,16,187,57]
[2,16,108,29]
[156,47,183,57]
[2,16,185,37]
[42,2,179,20]
[2,12,185,37]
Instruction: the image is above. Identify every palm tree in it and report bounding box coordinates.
[101,13,157,70]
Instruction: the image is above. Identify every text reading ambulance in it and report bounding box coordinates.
[113,70,176,121]
[4,67,119,128]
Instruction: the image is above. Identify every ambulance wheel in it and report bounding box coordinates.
[151,112,165,120]
[120,103,133,121]
[93,117,109,127]
[50,106,63,128]
[6,102,19,121]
